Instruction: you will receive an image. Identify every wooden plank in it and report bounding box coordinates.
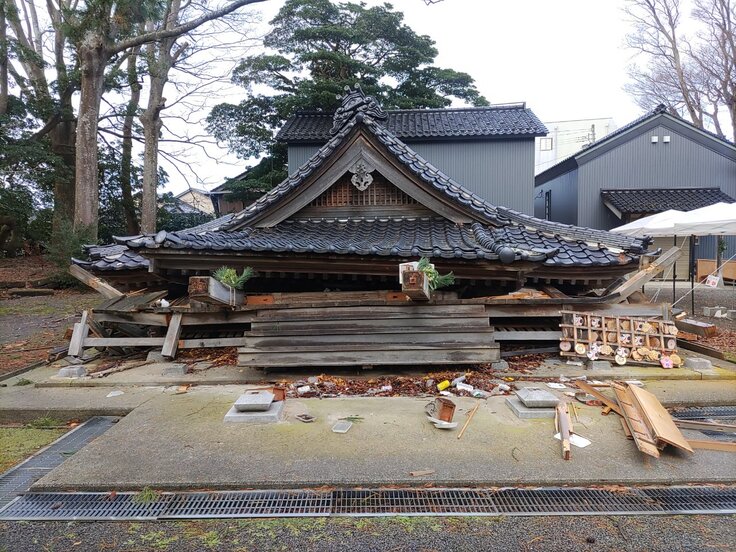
[69,264,124,299]
[179,337,249,348]
[239,343,498,353]
[251,317,489,332]
[238,347,500,368]
[676,338,727,361]
[673,420,736,433]
[493,330,561,341]
[91,312,169,326]
[83,337,165,347]
[575,381,623,416]
[612,384,660,458]
[246,331,493,347]
[620,416,633,439]
[67,311,90,357]
[606,247,682,303]
[686,439,736,452]
[540,285,569,299]
[627,384,694,453]
[161,313,183,359]
[556,402,572,460]
[255,304,487,321]
[248,326,492,338]
[674,318,717,338]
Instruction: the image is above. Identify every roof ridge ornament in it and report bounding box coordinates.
[330,84,388,135]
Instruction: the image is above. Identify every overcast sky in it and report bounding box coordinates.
[165,0,643,194]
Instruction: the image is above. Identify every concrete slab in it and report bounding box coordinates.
[224,400,284,423]
[515,387,559,408]
[505,396,556,419]
[32,390,736,492]
[685,357,713,370]
[234,390,275,412]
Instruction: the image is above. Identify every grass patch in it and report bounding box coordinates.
[26,416,64,429]
[13,378,34,386]
[0,427,66,472]
[133,486,160,505]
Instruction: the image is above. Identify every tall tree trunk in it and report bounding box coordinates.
[74,36,107,240]
[140,74,166,234]
[121,47,141,234]
[50,119,76,232]
[0,1,8,115]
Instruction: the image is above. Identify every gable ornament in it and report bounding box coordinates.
[349,159,375,191]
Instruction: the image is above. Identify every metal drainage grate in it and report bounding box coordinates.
[672,407,736,420]
[1,486,735,521]
[0,417,117,509]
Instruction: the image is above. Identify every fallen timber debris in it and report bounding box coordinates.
[576,381,734,457]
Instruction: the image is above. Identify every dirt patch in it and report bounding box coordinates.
[0,255,58,285]
[0,289,99,376]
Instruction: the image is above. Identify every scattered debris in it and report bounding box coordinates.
[332,421,352,433]
[554,432,591,449]
[425,398,456,423]
[175,385,190,395]
[295,414,316,423]
[105,390,124,398]
[555,402,573,460]
[457,401,481,440]
[410,469,435,477]
[546,382,567,389]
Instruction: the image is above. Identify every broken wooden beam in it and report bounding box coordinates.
[67,311,90,357]
[575,381,623,416]
[606,247,682,303]
[161,312,183,359]
[674,318,717,338]
[673,419,736,433]
[686,439,736,452]
[68,264,124,299]
[555,402,573,460]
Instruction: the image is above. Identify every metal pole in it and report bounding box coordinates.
[673,235,677,304]
[690,235,695,315]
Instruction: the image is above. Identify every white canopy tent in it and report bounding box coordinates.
[611,202,736,313]
[610,209,685,238]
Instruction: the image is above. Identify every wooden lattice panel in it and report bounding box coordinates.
[310,174,418,208]
[559,311,681,367]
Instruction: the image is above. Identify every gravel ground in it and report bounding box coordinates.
[644,281,736,330]
[1,515,734,551]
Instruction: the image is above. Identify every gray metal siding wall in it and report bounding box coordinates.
[410,140,535,214]
[287,140,536,214]
[576,123,736,230]
[288,145,321,175]
[533,170,578,224]
[695,236,736,264]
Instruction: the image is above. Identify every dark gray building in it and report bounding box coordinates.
[278,104,547,215]
[535,105,736,279]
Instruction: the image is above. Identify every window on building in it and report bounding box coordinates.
[544,191,551,220]
[539,137,553,151]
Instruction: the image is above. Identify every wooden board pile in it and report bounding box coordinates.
[576,381,736,456]
[560,311,682,368]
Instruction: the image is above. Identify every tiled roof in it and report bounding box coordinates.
[124,217,636,267]
[601,188,735,214]
[75,214,236,272]
[115,88,648,271]
[276,106,547,143]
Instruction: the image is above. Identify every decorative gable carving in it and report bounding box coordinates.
[308,172,420,209]
[348,158,375,191]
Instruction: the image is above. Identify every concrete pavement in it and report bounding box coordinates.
[32,388,736,492]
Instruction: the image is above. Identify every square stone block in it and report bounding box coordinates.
[224,400,284,423]
[515,387,560,408]
[505,397,556,419]
[234,390,275,412]
[57,366,87,378]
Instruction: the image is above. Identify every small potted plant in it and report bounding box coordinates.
[188,266,253,306]
[401,257,455,300]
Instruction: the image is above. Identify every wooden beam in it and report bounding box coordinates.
[188,276,244,307]
[575,381,622,416]
[161,313,183,359]
[674,318,718,338]
[555,402,573,460]
[686,439,736,452]
[605,247,682,303]
[68,264,124,299]
[83,337,165,347]
[68,311,90,357]
[673,420,736,433]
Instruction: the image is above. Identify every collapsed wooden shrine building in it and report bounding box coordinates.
[70,87,677,369]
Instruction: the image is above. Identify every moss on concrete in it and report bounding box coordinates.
[0,427,65,472]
